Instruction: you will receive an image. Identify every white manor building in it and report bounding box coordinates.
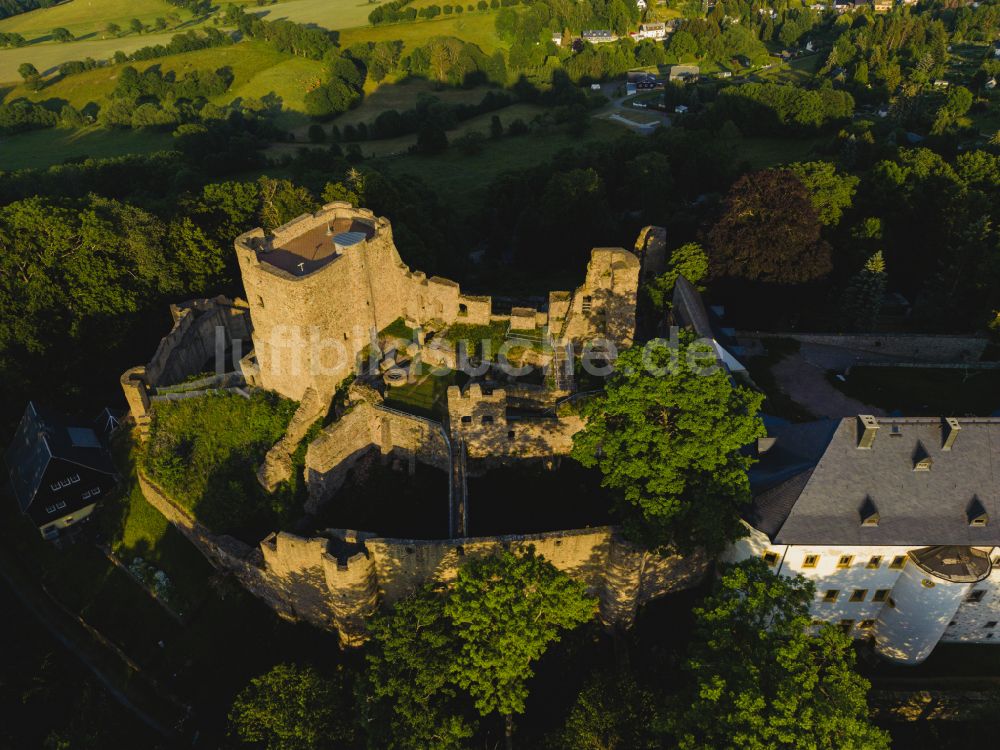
[726,414,1000,665]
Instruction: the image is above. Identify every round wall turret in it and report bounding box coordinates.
[874,546,990,664]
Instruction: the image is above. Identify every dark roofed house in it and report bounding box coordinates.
[582,29,615,44]
[748,416,1000,546]
[5,402,117,541]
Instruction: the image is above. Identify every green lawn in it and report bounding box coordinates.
[832,366,1000,416]
[384,368,458,418]
[0,27,187,81]
[338,10,505,55]
[334,78,492,127]
[0,0,189,42]
[373,118,624,211]
[731,135,827,169]
[0,126,173,170]
[244,0,379,31]
[142,391,299,539]
[99,436,213,619]
[756,53,823,85]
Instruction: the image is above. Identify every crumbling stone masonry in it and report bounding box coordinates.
[121,296,252,438]
[135,465,707,646]
[122,212,708,646]
[234,202,641,404]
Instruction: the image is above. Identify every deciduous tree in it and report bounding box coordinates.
[668,559,890,750]
[229,664,353,750]
[366,549,595,749]
[572,337,765,552]
[707,170,832,284]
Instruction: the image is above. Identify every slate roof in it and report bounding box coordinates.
[747,416,1000,546]
[4,402,115,513]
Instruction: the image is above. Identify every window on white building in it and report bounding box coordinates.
[823,589,840,603]
[872,589,890,603]
[889,555,907,569]
[763,551,779,567]
[850,589,868,602]
[802,554,820,568]
[967,590,986,603]
[836,555,854,569]
[866,555,882,569]
[839,619,855,632]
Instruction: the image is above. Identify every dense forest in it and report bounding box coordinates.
[0,0,58,21]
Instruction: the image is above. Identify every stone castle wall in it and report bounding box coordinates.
[235,203,642,404]
[304,400,450,513]
[120,297,253,437]
[749,332,989,363]
[447,383,584,462]
[136,471,707,647]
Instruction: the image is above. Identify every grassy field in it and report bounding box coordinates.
[0,0,190,41]
[0,126,173,170]
[276,100,547,157]
[248,0,380,31]
[3,39,323,110]
[731,135,827,169]
[376,118,624,209]
[339,10,505,55]
[335,78,489,126]
[0,27,187,80]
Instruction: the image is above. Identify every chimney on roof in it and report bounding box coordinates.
[757,436,777,455]
[942,417,961,452]
[858,415,879,449]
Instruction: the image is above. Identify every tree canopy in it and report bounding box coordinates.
[229,663,353,750]
[572,337,765,553]
[707,170,833,285]
[365,548,596,748]
[668,559,890,750]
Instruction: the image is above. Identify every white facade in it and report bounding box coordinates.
[726,524,1000,664]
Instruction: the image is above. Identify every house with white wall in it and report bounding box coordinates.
[725,415,1000,664]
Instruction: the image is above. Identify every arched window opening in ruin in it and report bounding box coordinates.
[458,303,468,316]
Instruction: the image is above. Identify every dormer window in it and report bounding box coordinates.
[914,456,932,472]
[860,496,879,526]
[968,496,989,527]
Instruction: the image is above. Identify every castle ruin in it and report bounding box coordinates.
[122,203,704,646]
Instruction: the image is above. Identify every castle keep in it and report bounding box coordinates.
[234,202,641,403]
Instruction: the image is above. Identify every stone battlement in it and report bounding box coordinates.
[234,204,643,403]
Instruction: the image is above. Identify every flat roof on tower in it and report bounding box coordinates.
[261,217,375,276]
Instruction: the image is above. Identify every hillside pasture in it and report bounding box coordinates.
[0,0,190,42]
[338,10,505,55]
[2,40,323,112]
[245,0,379,31]
[0,126,173,170]
[0,28,185,81]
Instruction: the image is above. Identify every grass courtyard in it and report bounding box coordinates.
[142,391,300,540]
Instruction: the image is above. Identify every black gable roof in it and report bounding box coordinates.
[4,402,115,513]
[747,416,1000,546]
